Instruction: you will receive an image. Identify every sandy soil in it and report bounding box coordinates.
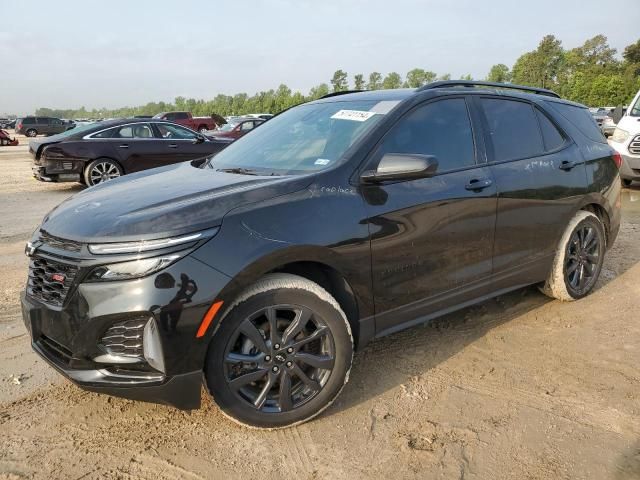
[1,133,639,479]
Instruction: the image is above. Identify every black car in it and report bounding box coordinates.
[21,81,621,428]
[29,119,230,186]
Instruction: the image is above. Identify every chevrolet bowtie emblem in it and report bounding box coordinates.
[25,241,40,257]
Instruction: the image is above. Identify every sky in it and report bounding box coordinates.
[0,0,638,115]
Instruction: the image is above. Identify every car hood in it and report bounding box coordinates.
[40,161,311,243]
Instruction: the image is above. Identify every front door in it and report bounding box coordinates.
[362,97,497,334]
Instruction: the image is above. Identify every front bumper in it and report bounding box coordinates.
[21,250,232,410]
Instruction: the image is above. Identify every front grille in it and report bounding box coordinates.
[27,256,79,307]
[99,317,147,358]
[39,335,73,365]
[39,230,82,252]
[629,135,640,155]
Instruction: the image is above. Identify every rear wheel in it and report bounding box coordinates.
[540,211,605,301]
[198,126,208,133]
[204,273,353,429]
[84,158,123,186]
[25,129,37,137]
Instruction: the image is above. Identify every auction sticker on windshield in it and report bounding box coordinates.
[331,110,377,122]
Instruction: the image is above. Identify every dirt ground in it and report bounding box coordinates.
[1,132,639,480]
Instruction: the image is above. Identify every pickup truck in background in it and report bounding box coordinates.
[152,111,224,132]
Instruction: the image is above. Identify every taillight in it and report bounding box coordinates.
[612,152,622,169]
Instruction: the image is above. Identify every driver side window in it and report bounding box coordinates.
[374,98,476,173]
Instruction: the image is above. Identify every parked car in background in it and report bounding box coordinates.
[16,117,74,137]
[21,81,621,428]
[1,119,16,129]
[152,111,222,133]
[609,89,640,186]
[29,119,229,186]
[245,113,274,120]
[207,116,264,140]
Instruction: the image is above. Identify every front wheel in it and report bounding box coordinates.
[204,273,353,429]
[540,211,606,301]
[25,129,37,137]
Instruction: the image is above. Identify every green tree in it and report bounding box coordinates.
[459,74,473,80]
[353,74,366,90]
[404,69,437,88]
[308,83,329,99]
[367,72,383,90]
[486,64,511,83]
[330,70,349,92]
[438,73,451,81]
[382,72,402,89]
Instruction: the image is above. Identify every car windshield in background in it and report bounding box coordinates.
[45,123,97,140]
[217,122,238,132]
[630,97,640,117]
[207,100,391,175]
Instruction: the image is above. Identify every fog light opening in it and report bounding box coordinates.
[143,317,166,373]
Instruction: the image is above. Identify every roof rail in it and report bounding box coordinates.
[417,80,561,98]
[319,90,364,99]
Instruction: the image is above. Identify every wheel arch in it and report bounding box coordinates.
[209,246,371,351]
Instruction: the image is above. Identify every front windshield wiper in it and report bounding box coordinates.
[216,167,260,176]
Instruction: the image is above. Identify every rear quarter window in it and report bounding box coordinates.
[546,101,606,143]
[22,118,35,124]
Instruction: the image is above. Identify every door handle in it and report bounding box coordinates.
[168,144,178,148]
[119,144,129,149]
[465,178,493,191]
[559,160,582,170]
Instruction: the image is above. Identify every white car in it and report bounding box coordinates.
[609,89,640,187]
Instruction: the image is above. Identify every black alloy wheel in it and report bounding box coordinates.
[204,274,353,428]
[563,220,604,297]
[223,305,335,413]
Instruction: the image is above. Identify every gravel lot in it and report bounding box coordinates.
[1,132,639,479]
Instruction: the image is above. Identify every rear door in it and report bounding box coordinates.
[363,97,497,334]
[108,123,161,173]
[477,96,588,289]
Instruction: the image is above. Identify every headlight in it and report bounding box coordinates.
[611,128,630,144]
[88,230,215,255]
[87,254,182,281]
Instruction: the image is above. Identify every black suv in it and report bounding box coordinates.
[16,116,73,137]
[21,81,621,428]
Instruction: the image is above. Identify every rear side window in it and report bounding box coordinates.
[535,109,565,151]
[546,101,605,143]
[36,117,49,124]
[175,112,189,120]
[22,118,35,124]
[481,98,543,162]
[374,98,476,172]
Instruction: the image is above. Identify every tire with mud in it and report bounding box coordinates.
[204,273,353,429]
[540,210,606,301]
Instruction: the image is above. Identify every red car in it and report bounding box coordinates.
[208,117,264,140]
[152,112,223,133]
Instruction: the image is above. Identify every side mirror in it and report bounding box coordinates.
[361,153,438,184]
[192,134,205,144]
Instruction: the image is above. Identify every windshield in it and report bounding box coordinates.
[206,100,391,175]
[630,94,640,117]
[217,122,238,132]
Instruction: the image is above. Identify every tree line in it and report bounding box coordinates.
[36,34,640,120]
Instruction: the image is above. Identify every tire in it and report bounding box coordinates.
[540,211,606,301]
[84,158,123,186]
[198,126,208,133]
[25,129,37,137]
[622,178,632,187]
[204,273,353,429]
[0,138,8,146]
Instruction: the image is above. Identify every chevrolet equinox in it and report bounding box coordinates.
[22,81,622,428]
